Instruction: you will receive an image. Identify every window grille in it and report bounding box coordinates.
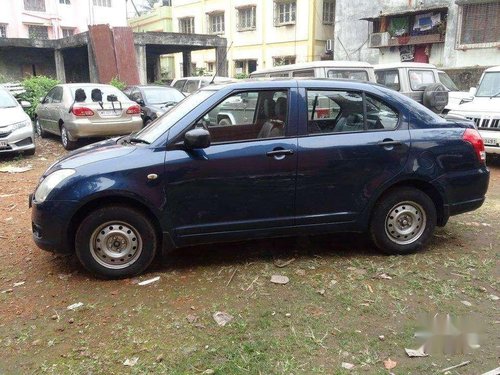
[24,0,46,12]
[274,1,296,26]
[237,6,256,31]
[459,2,500,46]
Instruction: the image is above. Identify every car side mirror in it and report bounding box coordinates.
[20,100,31,108]
[184,128,211,149]
[468,87,477,96]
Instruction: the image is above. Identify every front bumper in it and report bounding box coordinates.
[0,125,35,154]
[31,197,79,253]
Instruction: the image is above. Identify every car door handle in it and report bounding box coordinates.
[266,149,294,157]
[377,140,402,147]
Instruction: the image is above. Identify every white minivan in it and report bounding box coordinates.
[448,66,500,155]
[249,61,376,82]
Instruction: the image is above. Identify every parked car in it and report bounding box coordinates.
[171,76,234,95]
[249,61,376,81]
[35,84,143,150]
[123,85,185,126]
[448,66,500,154]
[31,79,489,278]
[375,63,449,113]
[0,87,35,155]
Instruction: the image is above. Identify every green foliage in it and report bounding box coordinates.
[194,67,207,77]
[109,76,127,91]
[235,73,249,79]
[19,75,59,119]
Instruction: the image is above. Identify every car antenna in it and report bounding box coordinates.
[210,41,233,85]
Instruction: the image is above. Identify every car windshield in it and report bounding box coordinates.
[133,90,216,144]
[71,86,130,103]
[476,72,500,97]
[143,87,184,105]
[438,72,459,91]
[0,90,18,108]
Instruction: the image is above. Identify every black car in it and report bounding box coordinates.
[124,85,185,126]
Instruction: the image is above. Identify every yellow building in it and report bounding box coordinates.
[128,4,176,81]
[172,0,335,78]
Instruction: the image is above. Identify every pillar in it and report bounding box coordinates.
[54,49,66,83]
[135,45,147,84]
[87,43,99,83]
[215,46,228,77]
[182,51,191,77]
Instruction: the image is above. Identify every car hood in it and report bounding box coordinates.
[449,97,500,115]
[44,138,137,176]
[0,106,29,127]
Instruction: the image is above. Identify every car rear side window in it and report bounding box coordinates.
[327,70,369,81]
[293,70,315,77]
[185,80,200,94]
[191,90,289,144]
[173,80,186,91]
[409,70,435,91]
[375,70,400,91]
[306,90,399,135]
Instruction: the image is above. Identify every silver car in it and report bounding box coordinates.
[35,84,143,150]
[0,88,35,155]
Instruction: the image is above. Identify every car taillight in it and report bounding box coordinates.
[126,105,141,115]
[72,107,94,117]
[463,128,486,163]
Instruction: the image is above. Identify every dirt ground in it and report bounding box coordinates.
[0,136,498,375]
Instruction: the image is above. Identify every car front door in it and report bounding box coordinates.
[164,87,298,246]
[296,84,410,227]
[46,86,64,134]
[37,90,54,130]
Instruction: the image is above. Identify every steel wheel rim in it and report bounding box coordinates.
[385,201,426,245]
[36,120,42,136]
[89,221,143,269]
[61,127,68,147]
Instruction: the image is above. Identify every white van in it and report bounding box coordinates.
[249,61,376,82]
[171,76,234,96]
[448,66,500,155]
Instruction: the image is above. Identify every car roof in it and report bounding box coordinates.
[174,76,232,82]
[375,62,437,70]
[133,85,179,89]
[61,83,117,89]
[252,61,374,75]
[484,66,500,73]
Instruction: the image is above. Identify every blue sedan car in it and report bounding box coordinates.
[30,79,489,278]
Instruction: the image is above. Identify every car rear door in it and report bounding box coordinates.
[164,86,299,246]
[295,82,411,227]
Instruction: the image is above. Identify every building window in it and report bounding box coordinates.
[208,12,225,34]
[28,25,49,39]
[273,56,296,66]
[24,0,46,12]
[458,2,500,47]
[62,28,74,37]
[323,0,335,24]
[179,17,194,34]
[93,0,111,7]
[234,60,257,75]
[274,1,296,26]
[237,6,256,31]
[207,62,215,72]
[0,25,6,38]
[59,0,70,4]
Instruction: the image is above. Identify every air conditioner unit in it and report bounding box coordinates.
[325,39,333,53]
[369,32,390,48]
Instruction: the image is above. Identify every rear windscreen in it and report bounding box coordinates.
[71,86,129,103]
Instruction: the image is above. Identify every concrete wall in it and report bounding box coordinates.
[344,0,500,68]
[442,66,490,91]
[170,0,334,78]
[0,0,127,40]
[0,48,56,81]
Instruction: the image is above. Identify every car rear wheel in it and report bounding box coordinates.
[75,205,157,279]
[61,125,78,150]
[370,187,436,255]
[35,118,46,138]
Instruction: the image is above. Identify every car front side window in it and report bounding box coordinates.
[191,89,289,144]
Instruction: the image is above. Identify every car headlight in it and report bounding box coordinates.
[34,169,75,203]
[6,119,31,133]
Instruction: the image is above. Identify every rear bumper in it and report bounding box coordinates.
[31,198,79,253]
[64,117,143,139]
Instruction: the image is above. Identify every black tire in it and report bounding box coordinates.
[423,83,448,114]
[60,125,78,150]
[144,118,152,127]
[370,187,436,255]
[35,118,47,138]
[218,117,232,126]
[22,148,36,156]
[75,205,158,279]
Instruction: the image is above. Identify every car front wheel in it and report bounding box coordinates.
[75,205,158,279]
[370,187,436,255]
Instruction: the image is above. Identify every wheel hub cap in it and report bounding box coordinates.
[385,201,426,245]
[90,222,143,269]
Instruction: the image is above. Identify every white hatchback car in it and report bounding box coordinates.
[0,88,35,155]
